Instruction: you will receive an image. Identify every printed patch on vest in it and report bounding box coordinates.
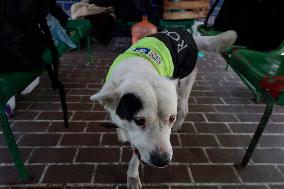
[132,48,161,65]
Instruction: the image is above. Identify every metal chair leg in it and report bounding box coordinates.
[237,90,274,167]
[57,82,69,128]
[86,33,93,65]
[46,65,69,128]
[0,102,28,181]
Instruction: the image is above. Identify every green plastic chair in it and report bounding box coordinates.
[0,19,93,181]
[0,48,68,181]
[222,43,284,167]
[66,19,93,65]
[198,24,284,166]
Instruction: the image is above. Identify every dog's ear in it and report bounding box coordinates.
[90,83,121,110]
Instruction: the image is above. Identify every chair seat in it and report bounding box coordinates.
[197,25,221,36]
[230,49,284,86]
[0,70,43,100]
[66,19,92,39]
[228,49,284,105]
[0,49,53,100]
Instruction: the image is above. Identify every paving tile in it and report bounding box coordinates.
[37,111,72,120]
[119,186,169,189]
[195,123,230,133]
[0,148,32,163]
[0,165,44,184]
[144,165,190,183]
[60,134,100,146]
[171,134,181,146]
[214,105,246,113]
[217,135,251,147]
[251,149,284,163]
[278,165,284,175]
[86,122,117,132]
[180,134,219,147]
[66,187,116,189]
[228,123,258,133]
[270,185,284,189]
[274,106,284,113]
[206,149,245,163]
[121,147,133,162]
[235,114,263,122]
[222,98,252,104]
[221,186,267,189]
[12,187,64,189]
[12,121,49,132]
[190,165,239,183]
[11,111,39,120]
[188,105,216,113]
[29,102,60,111]
[175,123,196,133]
[101,133,119,146]
[171,187,218,189]
[265,123,284,133]
[259,135,284,147]
[203,91,230,97]
[95,165,128,183]
[0,134,20,146]
[76,147,120,162]
[72,112,107,121]
[271,114,284,122]
[67,103,93,111]
[16,102,32,111]
[43,165,93,183]
[195,98,224,105]
[242,105,266,113]
[29,148,76,163]
[236,165,284,183]
[173,148,208,163]
[18,134,60,146]
[185,113,206,122]
[205,114,238,122]
[48,122,87,132]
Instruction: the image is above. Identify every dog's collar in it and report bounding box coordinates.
[106,37,174,81]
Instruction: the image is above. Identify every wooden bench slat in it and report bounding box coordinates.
[164,1,209,10]
[163,11,207,20]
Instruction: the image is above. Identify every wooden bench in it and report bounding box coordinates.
[160,0,209,31]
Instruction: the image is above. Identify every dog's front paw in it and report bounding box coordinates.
[127,176,142,189]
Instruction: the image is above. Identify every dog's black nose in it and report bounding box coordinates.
[150,152,170,167]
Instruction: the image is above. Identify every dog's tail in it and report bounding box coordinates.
[194,30,237,53]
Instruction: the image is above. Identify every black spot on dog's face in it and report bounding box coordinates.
[116,93,143,121]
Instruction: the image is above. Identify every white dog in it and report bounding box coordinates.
[90,29,237,189]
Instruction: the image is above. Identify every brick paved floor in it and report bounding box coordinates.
[1,38,284,189]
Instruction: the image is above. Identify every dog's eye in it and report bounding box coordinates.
[134,117,146,126]
[169,115,176,124]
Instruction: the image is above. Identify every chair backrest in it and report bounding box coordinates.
[163,0,209,20]
[272,40,284,55]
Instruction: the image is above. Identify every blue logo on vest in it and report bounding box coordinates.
[132,47,161,65]
[133,47,151,54]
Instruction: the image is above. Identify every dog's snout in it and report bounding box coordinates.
[150,151,170,167]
